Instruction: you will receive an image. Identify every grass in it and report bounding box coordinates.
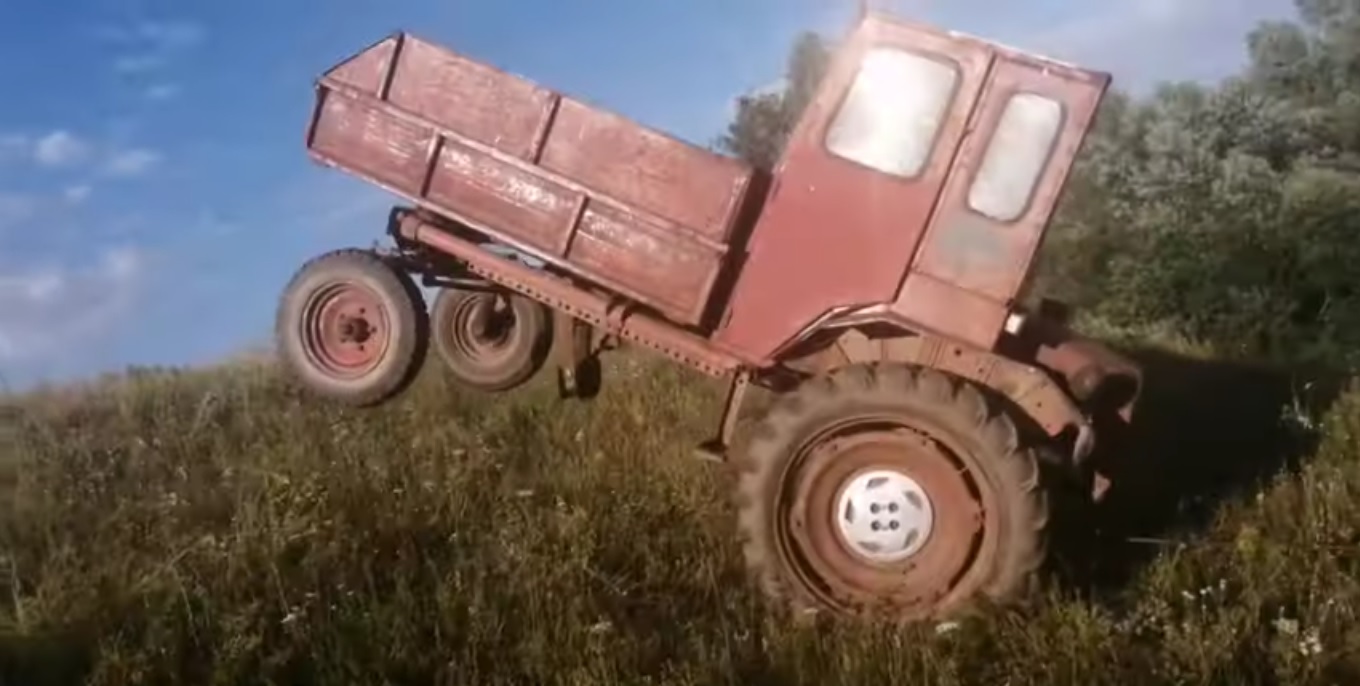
[3,346,1360,685]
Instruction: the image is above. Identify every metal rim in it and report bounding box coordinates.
[299,280,392,380]
[445,292,520,367]
[775,416,992,615]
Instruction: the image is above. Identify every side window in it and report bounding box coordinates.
[967,92,1064,222]
[825,47,959,178]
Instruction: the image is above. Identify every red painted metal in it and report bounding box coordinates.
[713,16,1112,361]
[713,18,996,362]
[301,282,390,380]
[307,32,756,328]
[910,47,1110,309]
[307,12,1133,443]
[291,15,1153,618]
[393,211,742,378]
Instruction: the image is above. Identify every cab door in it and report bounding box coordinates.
[897,50,1110,348]
[715,16,995,362]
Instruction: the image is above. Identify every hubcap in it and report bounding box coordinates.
[834,469,935,563]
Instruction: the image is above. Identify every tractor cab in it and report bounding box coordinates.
[716,13,1109,363]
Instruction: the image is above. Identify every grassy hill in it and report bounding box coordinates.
[3,345,1360,685]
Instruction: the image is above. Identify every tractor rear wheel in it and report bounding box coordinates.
[430,287,552,392]
[275,248,429,407]
[733,363,1048,622]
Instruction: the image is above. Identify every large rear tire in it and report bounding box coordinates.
[734,362,1048,622]
[275,248,429,407]
[430,287,552,392]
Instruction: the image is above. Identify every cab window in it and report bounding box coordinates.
[966,92,1064,222]
[825,47,960,178]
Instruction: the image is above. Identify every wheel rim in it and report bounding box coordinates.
[446,292,520,367]
[777,418,992,617]
[300,281,391,380]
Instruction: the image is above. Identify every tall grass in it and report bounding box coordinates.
[2,351,1359,685]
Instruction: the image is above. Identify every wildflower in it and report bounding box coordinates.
[1273,616,1299,637]
[1300,628,1323,657]
[935,621,960,636]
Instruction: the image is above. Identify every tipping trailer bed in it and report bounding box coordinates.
[305,33,760,328]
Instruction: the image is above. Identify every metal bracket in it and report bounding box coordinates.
[551,309,600,399]
[694,369,753,464]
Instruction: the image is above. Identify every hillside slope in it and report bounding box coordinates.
[2,351,1359,685]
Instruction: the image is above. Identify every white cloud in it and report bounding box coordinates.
[98,19,205,48]
[145,83,180,101]
[103,19,205,76]
[103,148,161,177]
[135,21,206,49]
[0,130,162,182]
[33,131,89,168]
[0,246,146,361]
[64,185,93,205]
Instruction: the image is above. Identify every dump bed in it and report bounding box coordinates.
[306,33,758,327]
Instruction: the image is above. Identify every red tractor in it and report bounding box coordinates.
[276,11,1141,621]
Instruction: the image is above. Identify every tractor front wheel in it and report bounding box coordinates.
[275,248,430,407]
[734,363,1049,622]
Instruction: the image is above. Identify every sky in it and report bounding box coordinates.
[0,0,1297,390]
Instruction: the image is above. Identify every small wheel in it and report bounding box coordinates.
[734,363,1048,623]
[275,248,429,407]
[430,287,552,392]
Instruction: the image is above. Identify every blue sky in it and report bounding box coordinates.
[0,0,1295,389]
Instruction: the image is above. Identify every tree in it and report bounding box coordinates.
[715,32,831,170]
[1039,0,1360,368]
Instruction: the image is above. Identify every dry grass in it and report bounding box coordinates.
[3,349,1360,685]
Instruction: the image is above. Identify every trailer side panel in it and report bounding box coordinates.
[307,33,754,327]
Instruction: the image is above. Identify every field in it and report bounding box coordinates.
[3,340,1360,685]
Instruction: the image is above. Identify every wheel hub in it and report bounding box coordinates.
[451,293,517,360]
[339,316,373,343]
[780,423,989,616]
[301,281,390,379]
[834,468,934,563]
